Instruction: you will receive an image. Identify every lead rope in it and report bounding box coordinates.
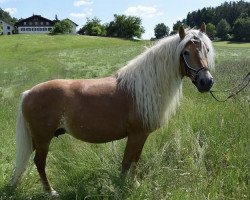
[209,72,250,102]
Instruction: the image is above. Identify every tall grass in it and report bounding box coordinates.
[0,35,249,199]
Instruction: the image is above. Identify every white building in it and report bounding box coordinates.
[0,19,14,35]
[14,15,78,34]
[15,15,55,34]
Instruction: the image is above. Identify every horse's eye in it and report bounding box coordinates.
[183,51,190,56]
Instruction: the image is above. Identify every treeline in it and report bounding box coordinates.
[174,0,250,41]
[78,1,250,41]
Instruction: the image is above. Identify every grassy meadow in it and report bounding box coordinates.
[0,34,249,200]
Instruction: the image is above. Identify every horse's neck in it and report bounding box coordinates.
[118,36,183,131]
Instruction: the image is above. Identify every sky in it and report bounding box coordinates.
[0,0,242,39]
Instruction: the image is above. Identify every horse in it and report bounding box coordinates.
[10,23,215,196]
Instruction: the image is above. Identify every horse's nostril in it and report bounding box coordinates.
[200,79,205,86]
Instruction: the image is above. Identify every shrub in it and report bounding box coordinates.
[51,19,73,35]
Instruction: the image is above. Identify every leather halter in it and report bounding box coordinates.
[181,37,208,83]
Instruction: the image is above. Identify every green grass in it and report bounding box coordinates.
[0,35,249,200]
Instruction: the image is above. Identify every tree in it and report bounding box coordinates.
[51,19,73,34]
[206,23,216,39]
[154,23,169,39]
[106,14,145,39]
[0,8,17,24]
[216,19,231,40]
[79,17,106,36]
[233,16,250,41]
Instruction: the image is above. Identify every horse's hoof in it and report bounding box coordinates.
[45,189,59,197]
[50,190,59,197]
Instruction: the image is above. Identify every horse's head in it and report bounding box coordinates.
[179,23,214,93]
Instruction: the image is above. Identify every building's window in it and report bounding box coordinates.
[48,28,52,31]
[35,22,38,25]
[32,28,36,31]
[41,22,44,25]
[43,28,47,31]
[46,22,50,25]
[24,22,26,25]
[26,28,31,31]
[21,28,25,31]
[37,28,42,31]
[7,26,10,30]
[29,22,32,25]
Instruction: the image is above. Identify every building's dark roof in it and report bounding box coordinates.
[15,15,54,26]
[0,19,14,26]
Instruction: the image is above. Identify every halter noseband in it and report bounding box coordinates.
[181,37,208,83]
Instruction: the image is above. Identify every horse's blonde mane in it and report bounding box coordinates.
[117,30,215,131]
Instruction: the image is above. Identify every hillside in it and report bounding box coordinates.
[0,34,249,199]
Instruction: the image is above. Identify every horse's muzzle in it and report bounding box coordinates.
[194,70,214,93]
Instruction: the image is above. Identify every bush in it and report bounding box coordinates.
[206,23,216,39]
[106,14,145,39]
[51,19,73,35]
[79,17,106,36]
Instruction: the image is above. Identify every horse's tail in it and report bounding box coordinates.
[10,90,33,187]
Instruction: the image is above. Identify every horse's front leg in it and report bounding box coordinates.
[121,132,148,175]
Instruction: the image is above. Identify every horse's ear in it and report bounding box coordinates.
[200,22,206,33]
[179,25,186,40]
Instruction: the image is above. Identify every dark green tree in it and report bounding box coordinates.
[154,23,169,39]
[51,19,73,34]
[216,19,231,40]
[106,14,145,39]
[233,16,250,41]
[206,23,216,39]
[185,1,250,30]
[0,8,17,24]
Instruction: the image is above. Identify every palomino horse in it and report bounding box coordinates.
[11,24,214,196]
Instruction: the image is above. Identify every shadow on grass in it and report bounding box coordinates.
[226,41,248,45]
[58,169,136,200]
[0,185,15,199]
[0,184,53,200]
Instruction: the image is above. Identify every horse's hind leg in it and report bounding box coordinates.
[33,139,58,196]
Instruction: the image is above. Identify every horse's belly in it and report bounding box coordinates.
[69,129,127,143]
[67,116,128,143]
